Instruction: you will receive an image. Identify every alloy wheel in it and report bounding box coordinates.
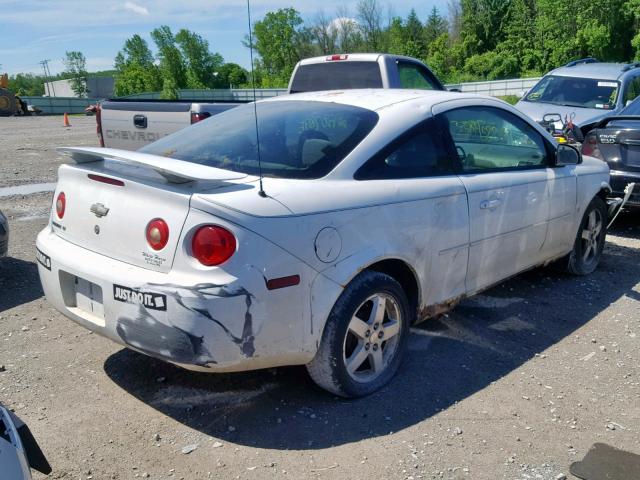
[343,293,402,383]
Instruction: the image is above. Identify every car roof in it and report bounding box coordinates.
[550,63,632,81]
[297,53,423,65]
[262,89,466,112]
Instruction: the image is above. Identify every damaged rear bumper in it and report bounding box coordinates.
[35,227,321,372]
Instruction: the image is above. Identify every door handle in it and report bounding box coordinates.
[133,114,147,129]
[480,199,502,209]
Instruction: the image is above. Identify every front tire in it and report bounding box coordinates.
[306,271,410,398]
[563,196,607,275]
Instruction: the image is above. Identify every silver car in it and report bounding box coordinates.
[0,209,8,258]
[516,58,640,134]
[0,405,51,479]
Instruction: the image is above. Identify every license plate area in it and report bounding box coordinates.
[59,271,105,326]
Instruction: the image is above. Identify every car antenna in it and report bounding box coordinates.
[246,0,267,198]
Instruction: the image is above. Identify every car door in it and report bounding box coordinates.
[435,105,553,294]
[354,118,469,307]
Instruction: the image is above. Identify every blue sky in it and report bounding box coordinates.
[0,0,449,76]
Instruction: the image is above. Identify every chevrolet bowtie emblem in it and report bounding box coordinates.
[90,203,110,218]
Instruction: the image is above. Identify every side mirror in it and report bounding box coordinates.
[448,87,461,93]
[626,100,633,107]
[555,144,582,166]
[516,90,528,99]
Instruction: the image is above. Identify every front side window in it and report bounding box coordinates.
[524,75,619,110]
[623,76,640,105]
[356,119,452,179]
[621,94,640,114]
[397,61,437,90]
[441,107,548,172]
[141,101,379,179]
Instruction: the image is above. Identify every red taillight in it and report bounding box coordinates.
[326,54,348,61]
[191,111,211,124]
[191,225,236,266]
[146,219,169,251]
[581,132,604,160]
[55,192,66,219]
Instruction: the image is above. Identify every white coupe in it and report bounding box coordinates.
[37,90,610,397]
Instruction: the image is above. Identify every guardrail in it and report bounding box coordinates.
[21,77,542,114]
[21,96,99,115]
[117,88,288,101]
[445,77,541,96]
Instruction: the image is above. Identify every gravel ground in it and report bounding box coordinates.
[0,116,639,480]
[0,115,96,188]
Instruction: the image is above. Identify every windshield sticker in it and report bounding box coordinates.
[598,82,618,88]
[113,284,167,311]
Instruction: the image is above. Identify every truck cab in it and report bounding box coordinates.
[288,53,446,93]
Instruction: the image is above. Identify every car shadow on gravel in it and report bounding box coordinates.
[0,257,43,312]
[104,239,640,450]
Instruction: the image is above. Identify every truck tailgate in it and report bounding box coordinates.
[101,101,192,150]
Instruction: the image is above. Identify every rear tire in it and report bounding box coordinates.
[562,196,607,275]
[306,270,410,398]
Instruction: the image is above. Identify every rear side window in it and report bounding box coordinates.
[356,119,453,179]
[290,62,383,93]
[397,61,438,90]
[140,101,379,179]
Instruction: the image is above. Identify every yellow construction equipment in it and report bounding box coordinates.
[0,73,28,116]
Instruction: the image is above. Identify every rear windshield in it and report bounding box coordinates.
[290,62,383,93]
[524,75,619,110]
[140,101,379,179]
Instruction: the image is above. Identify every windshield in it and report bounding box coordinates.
[524,75,619,110]
[141,101,379,179]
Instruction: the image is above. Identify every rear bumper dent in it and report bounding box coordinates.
[36,228,315,372]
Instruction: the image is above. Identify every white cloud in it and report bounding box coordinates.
[123,1,149,16]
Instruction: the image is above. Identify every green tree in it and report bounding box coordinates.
[62,51,88,97]
[460,0,510,56]
[8,73,45,96]
[113,34,161,96]
[216,63,248,88]
[115,34,155,68]
[175,29,224,89]
[160,76,179,100]
[424,7,448,47]
[151,26,187,90]
[248,8,308,87]
[356,0,385,50]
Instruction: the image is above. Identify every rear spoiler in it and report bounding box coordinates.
[595,115,640,129]
[57,147,246,184]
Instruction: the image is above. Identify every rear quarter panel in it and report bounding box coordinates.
[576,156,611,220]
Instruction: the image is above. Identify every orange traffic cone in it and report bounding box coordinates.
[63,112,71,127]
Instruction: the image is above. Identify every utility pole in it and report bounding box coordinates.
[39,59,56,97]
